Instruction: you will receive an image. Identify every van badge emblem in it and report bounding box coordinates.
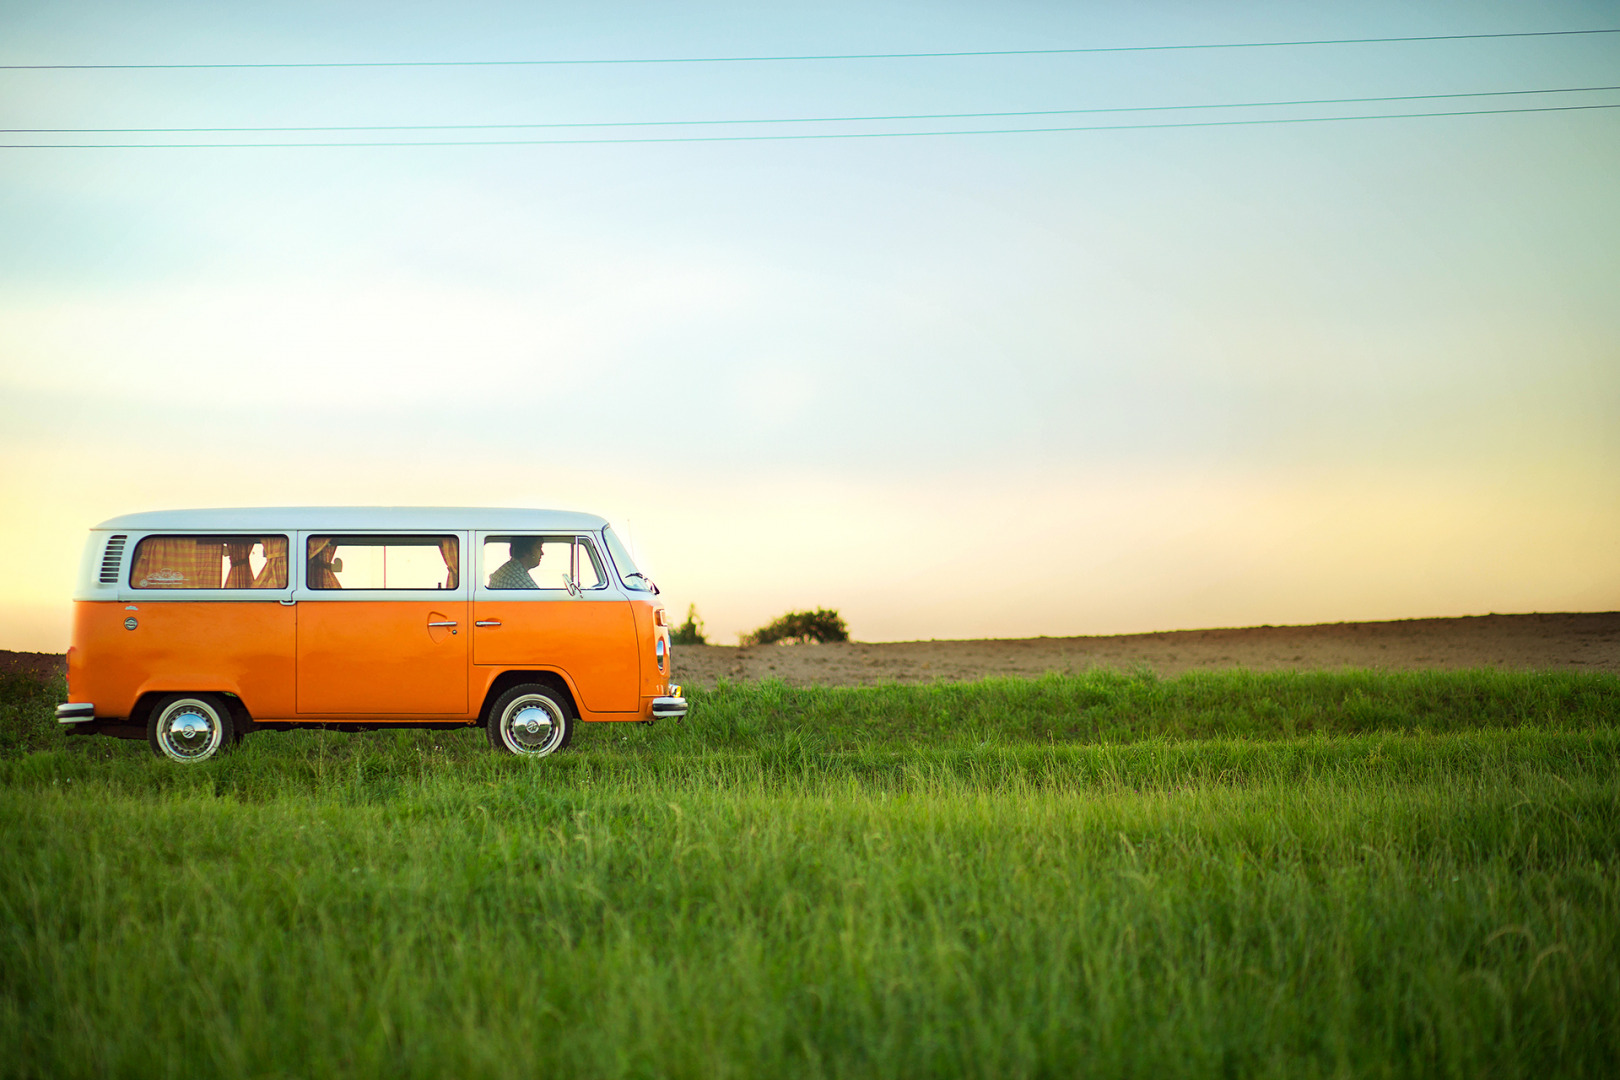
[124,617,138,631]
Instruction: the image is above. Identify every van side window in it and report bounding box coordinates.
[129,536,289,589]
[308,536,459,590]
[576,538,607,589]
[485,536,604,590]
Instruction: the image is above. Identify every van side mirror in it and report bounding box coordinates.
[563,573,581,598]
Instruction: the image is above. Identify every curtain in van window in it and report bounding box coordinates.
[250,537,289,589]
[437,538,459,590]
[223,541,254,588]
[130,537,224,589]
[306,538,342,590]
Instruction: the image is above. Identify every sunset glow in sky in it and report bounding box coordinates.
[2,1,1617,650]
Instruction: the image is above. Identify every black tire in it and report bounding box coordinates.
[147,693,235,763]
[486,683,574,757]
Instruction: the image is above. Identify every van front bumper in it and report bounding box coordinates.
[57,703,96,724]
[651,688,688,720]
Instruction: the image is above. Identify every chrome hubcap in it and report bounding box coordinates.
[502,697,562,755]
[157,701,222,762]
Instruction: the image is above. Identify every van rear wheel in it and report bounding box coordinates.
[488,684,574,757]
[147,693,235,763]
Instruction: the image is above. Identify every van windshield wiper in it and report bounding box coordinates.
[624,571,660,594]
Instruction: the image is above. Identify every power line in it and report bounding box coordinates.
[3,28,1617,70]
[4,102,1615,148]
[7,84,1616,134]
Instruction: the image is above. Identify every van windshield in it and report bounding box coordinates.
[601,526,654,593]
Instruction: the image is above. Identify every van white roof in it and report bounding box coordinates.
[93,507,612,533]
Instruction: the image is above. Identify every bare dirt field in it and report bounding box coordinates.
[0,650,64,682]
[6,612,1616,690]
[671,612,1620,688]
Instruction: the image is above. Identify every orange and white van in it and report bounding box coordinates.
[57,508,686,762]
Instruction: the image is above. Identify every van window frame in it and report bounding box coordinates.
[472,532,620,601]
[600,525,654,593]
[291,531,470,602]
[114,531,294,602]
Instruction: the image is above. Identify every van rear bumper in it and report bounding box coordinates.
[651,692,688,720]
[57,702,97,724]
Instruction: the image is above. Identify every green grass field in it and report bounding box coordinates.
[3,669,1617,1078]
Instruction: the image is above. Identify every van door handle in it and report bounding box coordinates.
[475,619,502,628]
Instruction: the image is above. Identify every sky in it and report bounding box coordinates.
[1,0,1617,650]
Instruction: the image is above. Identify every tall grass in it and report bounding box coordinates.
[0,674,63,758]
[8,668,1615,766]
[677,668,1619,749]
[2,670,1617,1078]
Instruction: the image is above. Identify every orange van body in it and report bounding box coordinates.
[62,508,681,739]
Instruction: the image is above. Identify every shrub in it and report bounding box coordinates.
[672,604,707,646]
[741,608,849,646]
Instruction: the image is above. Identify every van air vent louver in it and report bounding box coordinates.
[98,535,128,584]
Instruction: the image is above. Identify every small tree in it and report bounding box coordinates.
[671,604,707,646]
[740,608,849,646]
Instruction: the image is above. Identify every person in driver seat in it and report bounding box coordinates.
[488,536,543,589]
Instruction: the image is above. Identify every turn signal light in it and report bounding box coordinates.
[654,607,668,627]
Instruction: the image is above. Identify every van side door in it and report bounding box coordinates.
[294,532,470,716]
[471,533,638,713]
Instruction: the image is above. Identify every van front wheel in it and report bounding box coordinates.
[488,684,574,757]
[147,693,235,763]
